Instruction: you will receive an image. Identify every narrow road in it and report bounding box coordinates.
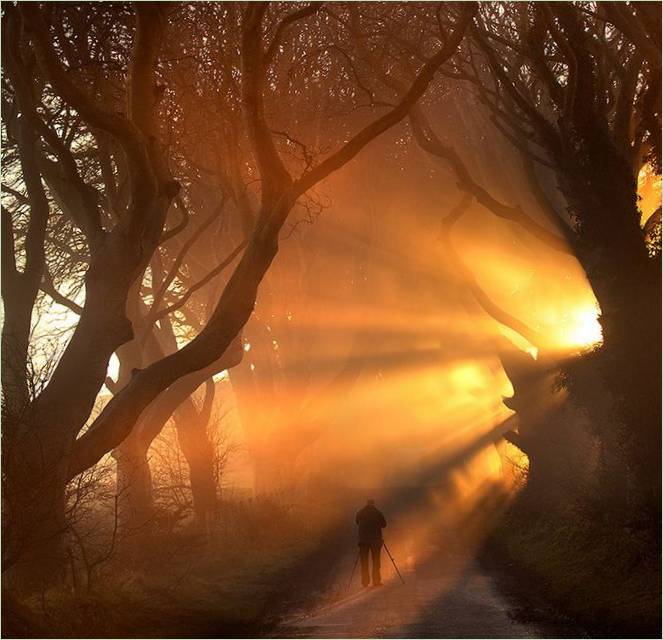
[269,483,587,639]
[272,531,578,639]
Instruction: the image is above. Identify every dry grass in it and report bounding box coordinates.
[2,495,340,639]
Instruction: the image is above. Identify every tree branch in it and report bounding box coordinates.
[20,6,139,148]
[411,108,571,255]
[601,2,661,70]
[68,335,243,479]
[160,197,190,243]
[292,3,478,200]
[440,194,546,349]
[151,240,247,324]
[242,3,292,204]
[142,198,226,336]
[264,3,323,67]
[40,270,83,315]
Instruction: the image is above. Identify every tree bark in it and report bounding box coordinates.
[500,346,593,507]
[1,4,176,587]
[2,2,476,587]
[555,133,662,516]
[112,442,154,536]
[2,423,69,590]
[173,391,218,535]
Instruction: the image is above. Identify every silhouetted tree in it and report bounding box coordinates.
[467,3,661,520]
[1,1,476,587]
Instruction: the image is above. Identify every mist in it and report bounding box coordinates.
[2,2,660,639]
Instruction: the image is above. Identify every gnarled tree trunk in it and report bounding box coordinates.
[172,380,218,535]
[3,422,70,590]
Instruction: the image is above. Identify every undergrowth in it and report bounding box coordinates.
[489,499,661,638]
[2,496,337,639]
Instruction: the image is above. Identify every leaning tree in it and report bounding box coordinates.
[464,2,661,520]
[1,1,476,588]
[362,0,661,519]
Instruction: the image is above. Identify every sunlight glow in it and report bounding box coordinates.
[638,163,662,225]
[564,306,603,349]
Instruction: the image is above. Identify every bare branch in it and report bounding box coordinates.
[410,108,571,255]
[151,241,247,323]
[440,194,546,349]
[292,3,478,200]
[143,197,226,334]
[40,270,83,315]
[264,3,323,67]
[20,6,139,148]
[242,3,292,204]
[160,197,190,243]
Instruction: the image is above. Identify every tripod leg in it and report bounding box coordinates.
[383,542,405,584]
[346,549,360,590]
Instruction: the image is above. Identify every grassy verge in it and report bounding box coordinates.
[2,496,348,639]
[485,501,661,638]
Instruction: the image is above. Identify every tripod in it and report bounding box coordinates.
[346,541,405,589]
[346,549,360,590]
[383,541,405,584]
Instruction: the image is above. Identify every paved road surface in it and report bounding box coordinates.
[273,541,553,638]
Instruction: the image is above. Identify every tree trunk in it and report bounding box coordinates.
[499,348,594,507]
[2,424,69,591]
[110,368,229,534]
[0,294,33,414]
[557,135,662,519]
[174,401,218,535]
[112,441,154,536]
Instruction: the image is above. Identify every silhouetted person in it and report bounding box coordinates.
[355,499,387,587]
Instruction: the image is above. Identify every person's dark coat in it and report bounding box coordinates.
[355,504,387,545]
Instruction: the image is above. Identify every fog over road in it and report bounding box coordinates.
[272,514,585,640]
